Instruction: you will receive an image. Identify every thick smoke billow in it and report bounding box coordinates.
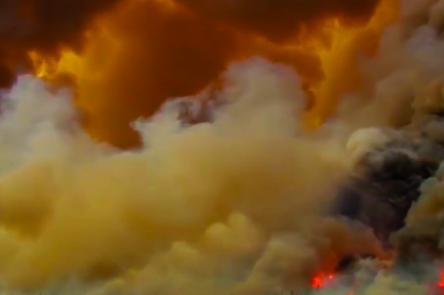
[7,0,444,294]
[0,0,122,87]
[0,59,384,294]
[309,0,444,293]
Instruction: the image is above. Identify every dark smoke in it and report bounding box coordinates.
[334,100,444,277]
[0,0,385,147]
[0,0,121,87]
[335,140,442,243]
[176,0,380,41]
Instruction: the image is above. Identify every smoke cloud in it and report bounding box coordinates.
[307,0,444,293]
[0,59,384,294]
[7,0,444,294]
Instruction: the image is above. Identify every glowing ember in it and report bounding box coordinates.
[311,272,336,289]
[437,271,444,289]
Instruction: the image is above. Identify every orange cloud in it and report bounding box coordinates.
[6,0,399,147]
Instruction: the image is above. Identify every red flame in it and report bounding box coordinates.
[437,271,444,289]
[311,272,336,289]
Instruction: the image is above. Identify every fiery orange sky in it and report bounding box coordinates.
[3,0,399,147]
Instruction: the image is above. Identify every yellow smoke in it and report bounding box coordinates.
[0,59,382,294]
[305,0,400,128]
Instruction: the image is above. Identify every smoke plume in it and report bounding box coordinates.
[0,59,384,294]
[6,0,444,294]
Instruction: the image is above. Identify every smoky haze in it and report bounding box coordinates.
[6,0,444,294]
[0,0,384,147]
[177,0,380,40]
[0,0,121,87]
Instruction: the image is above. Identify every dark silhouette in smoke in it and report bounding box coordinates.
[335,139,443,243]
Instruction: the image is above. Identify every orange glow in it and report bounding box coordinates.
[25,0,400,147]
[437,270,444,288]
[305,0,400,128]
[28,50,83,81]
[311,272,336,289]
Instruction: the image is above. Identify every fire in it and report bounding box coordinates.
[28,50,83,82]
[26,24,124,143]
[311,272,336,289]
[437,270,444,289]
[28,51,51,79]
[7,0,444,294]
[27,23,121,84]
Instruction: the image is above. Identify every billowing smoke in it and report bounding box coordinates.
[5,0,444,294]
[311,0,444,293]
[0,59,385,294]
